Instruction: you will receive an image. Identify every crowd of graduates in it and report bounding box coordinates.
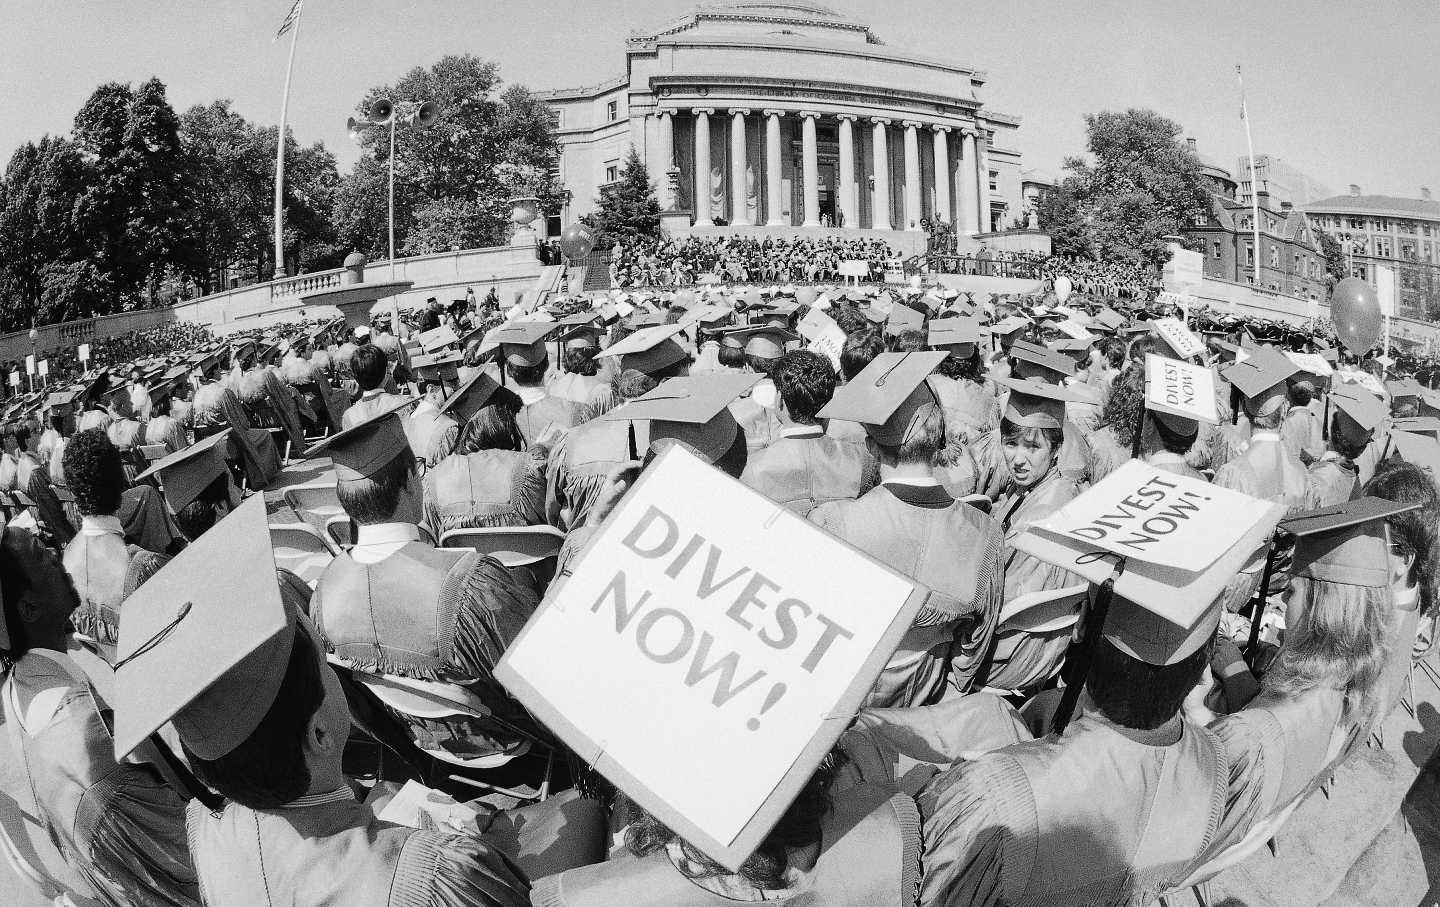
[0,271,1438,906]
[609,234,901,287]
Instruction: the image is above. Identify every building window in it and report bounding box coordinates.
[606,100,618,121]
[1376,238,1393,258]
[1265,215,1276,231]
[1399,221,1417,235]
[1402,241,1417,260]
[604,164,619,183]
[1193,213,1208,227]
[1293,252,1301,271]
[1269,245,1279,268]
[1245,244,1254,266]
[1239,216,1252,230]
[553,109,564,129]
[1349,217,1366,230]
[1373,218,1389,232]
[988,170,999,192]
[1212,241,1221,259]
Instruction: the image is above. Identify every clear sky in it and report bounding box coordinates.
[2,0,1436,201]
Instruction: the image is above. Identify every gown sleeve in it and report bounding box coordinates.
[81,760,201,906]
[392,830,531,907]
[916,756,1031,907]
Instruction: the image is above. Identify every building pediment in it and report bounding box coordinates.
[629,1,878,49]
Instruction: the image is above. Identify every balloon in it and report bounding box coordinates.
[1331,276,1383,354]
[795,286,818,306]
[1054,275,1072,303]
[558,224,596,261]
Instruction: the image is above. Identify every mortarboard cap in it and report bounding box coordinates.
[1392,416,1440,440]
[997,376,1085,430]
[133,429,232,511]
[602,374,759,463]
[303,398,416,481]
[1282,497,1420,589]
[928,318,982,356]
[1009,339,1074,383]
[725,325,798,360]
[410,351,463,385]
[489,322,556,367]
[113,495,298,760]
[1221,346,1298,412]
[604,324,691,376]
[1010,461,1286,664]
[884,304,925,339]
[438,370,505,425]
[1093,308,1126,332]
[1328,384,1387,440]
[817,351,946,447]
[990,315,1029,336]
[1386,379,1422,402]
[1390,429,1440,479]
[418,324,460,353]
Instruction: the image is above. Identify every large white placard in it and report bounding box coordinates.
[1144,354,1218,424]
[77,343,91,363]
[797,308,846,371]
[496,445,923,869]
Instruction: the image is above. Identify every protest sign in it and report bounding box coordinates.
[1144,354,1218,424]
[77,343,91,363]
[797,308,846,371]
[37,359,48,378]
[417,324,459,352]
[496,445,925,870]
[24,355,35,377]
[1013,460,1284,621]
[8,371,18,389]
[1151,317,1205,359]
[1054,319,1095,342]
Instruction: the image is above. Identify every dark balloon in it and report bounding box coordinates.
[559,224,597,261]
[1330,277,1383,354]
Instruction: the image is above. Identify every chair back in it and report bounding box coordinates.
[439,525,566,567]
[997,585,1088,635]
[283,482,344,532]
[324,514,354,550]
[139,443,168,462]
[268,523,337,584]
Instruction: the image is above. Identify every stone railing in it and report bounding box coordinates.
[269,268,346,301]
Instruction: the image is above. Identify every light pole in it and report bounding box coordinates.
[347,98,441,281]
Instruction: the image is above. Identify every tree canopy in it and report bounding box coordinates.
[1038,109,1210,271]
[581,148,661,249]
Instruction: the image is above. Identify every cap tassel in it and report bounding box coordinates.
[627,422,639,462]
[1231,385,1242,426]
[1053,556,1126,735]
[1131,408,1146,460]
[1244,538,1279,668]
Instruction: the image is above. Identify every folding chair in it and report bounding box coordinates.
[439,525,566,568]
[324,515,354,551]
[283,482,344,533]
[268,523,338,584]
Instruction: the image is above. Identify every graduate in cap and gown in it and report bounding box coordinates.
[341,343,413,430]
[809,352,1005,707]
[131,429,237,544]
[722,324,795,454]
[1280,362,1327,467]
[1305,383,1386,508]
[101,384,149,484]
[305,404,539,762]
[543,325,689,532]
[739,350,874,517]
[404,351,463,468]
[976,378,1088,696]
[919,479,1287,907]
[111,497,530,907]
[423,372,546,534]
[1,528,200,906]
[491,322,581,450]
[191,380,281,490]
[926,316,1001,445]
[546,319,610,413]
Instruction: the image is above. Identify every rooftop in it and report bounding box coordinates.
[1304,194,1440,221]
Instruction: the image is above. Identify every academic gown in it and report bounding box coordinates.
[918,711,1228,907]
[544,418,648,532]
[1213,431,1311,607]
[192,383,280,489]
[17,452,75,546]
[311,541,539,761]
[3,647,199,906]
[144,415,189,456]
[515,390,582,451]
[729,380,783,454]
[979,470,1084,695]
[423,449,546,536]
[810,482,1005,707]
[1282,405,1324,466]
[186,791,529,907]
[405,401,461,468]
[1305,453,1359,508]
[929,375,1001,444]
[738,425,875,516]
[106,418,148,483]
[1146,450,1207,481]
[1083,423,1133,486]
[0,449,18,491]
[62,516,148,651]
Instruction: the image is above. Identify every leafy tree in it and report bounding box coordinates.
[1038,109,1209,270]
[1313,228,1347,281]
[0,136,94,327]
[341,55,567,258]
[580,148,660,248]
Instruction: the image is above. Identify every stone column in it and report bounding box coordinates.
[975,126,991,233]
[693,108,713,224]
[902,121,922,231]
[729,109,752,225]
[932,126,951,227]
[837,114,857,229]
[800,111,820,228]
[871,118,892,231]
[959,128,978,235]
[764,110,785,226]
[658,111,675,209]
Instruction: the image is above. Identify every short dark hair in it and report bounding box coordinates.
[831,307,870,336]
[564,347,600,377]
[174,474,231,540]
[1287,382,1313,407]
[1087,633,1213,730]
[186,625,325,809]
[1151,414,1197,455]
[744,353,780,376]
[0,531,37,661]
[891,330,928,353]
[11,420,32,452]
[350,345,389,392]
[1000,417,1063,454]
[336,452,414,524]
[457,390,526,453]
[63,429,125,516]
[1363,460,1440,616]
[1101,338,1126,370]
[840,330,884,382]
[508,357,549,386]
[772,351,836,424]
[936,349,984,383]
[718,343,747,369]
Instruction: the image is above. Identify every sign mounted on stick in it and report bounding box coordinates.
[496,445,926,870]
[1144,354,1218,425]
[24,355,35,377]
[1151,317,1206,360]
[77,343,91,363]
[797,308,846,371]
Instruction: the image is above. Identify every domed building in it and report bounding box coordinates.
[538,3,1029,244]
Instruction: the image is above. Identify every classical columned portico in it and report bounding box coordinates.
[764,110,784,226]
[657,111,675,210]
[870,118,892,231]
[800,111,820,228]
[932,126,951,227]
[958,128,978,235]
[974,128,991,233]
[693,108,713,224]
[730,109,752,225]
[837,115,858,229]
[902,121,922,231]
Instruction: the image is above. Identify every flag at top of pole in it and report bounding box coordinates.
[275,0,304,41]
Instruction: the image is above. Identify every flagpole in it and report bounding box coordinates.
[272,3,304,281]
[1238,65,1262,290]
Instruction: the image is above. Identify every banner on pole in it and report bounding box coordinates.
[38,359,48,378]
[24,355,35,377]
[77,343,90,363]
[1144,354,1218,425]
[1151,317,1206,360]
[495,445,926,870]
